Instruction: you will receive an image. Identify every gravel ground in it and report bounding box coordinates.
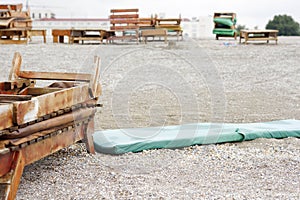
[0,36,299,199]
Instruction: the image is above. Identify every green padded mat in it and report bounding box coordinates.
[213,28,237,36]
[93,120,300,154]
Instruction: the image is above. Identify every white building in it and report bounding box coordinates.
[31,9,55,20]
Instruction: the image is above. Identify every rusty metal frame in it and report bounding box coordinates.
[0,52,101,200]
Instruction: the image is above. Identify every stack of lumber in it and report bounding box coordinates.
[213,12,237,40]
[0,52,101,199]
[0,3,32,44]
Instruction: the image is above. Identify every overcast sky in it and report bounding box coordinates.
[3,0,300,29]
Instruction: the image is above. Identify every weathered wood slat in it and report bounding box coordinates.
[110,26,139,31]
[21,87,62,96]
[110,19,139,24]
[0,94,32,101]
[18,71,91,82]
[9,52,22,81]
[0,40,27,45]
[89,57,101,98]
[0,104,14,130]
[12,83,95,124]
[110,14,139,19]
[111,9,138,13]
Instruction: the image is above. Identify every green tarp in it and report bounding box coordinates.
[93,120,300,154]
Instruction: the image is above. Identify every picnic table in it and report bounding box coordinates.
[239,29,278,44]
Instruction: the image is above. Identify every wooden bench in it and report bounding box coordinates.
[141,29,167,43]
[107,9,140,44]
[239,29,278,44]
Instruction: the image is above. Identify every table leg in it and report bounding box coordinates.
[53,35,58,43]
[43,31,46,43]
[59,36,64,43]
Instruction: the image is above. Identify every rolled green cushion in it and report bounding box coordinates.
[214,17,236,26]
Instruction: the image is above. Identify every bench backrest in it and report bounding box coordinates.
[110,9,139,31]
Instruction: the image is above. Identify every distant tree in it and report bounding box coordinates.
[266,14,300,36]
[236,24,247,36]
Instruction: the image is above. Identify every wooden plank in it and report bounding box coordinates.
[18,71,91,82]
[0,94,32,101]
[246,37,277,41]
[110,26,139,30]
[110,14,139,19]
[110,19,139,24]
[111,9,139,13]
[9,52,22,81]
[0,104,14,130]
[72,37,103,41]
[24,87,62,96]
[240,29,278,33]
[82,119,95,154]
[0,151,13,177]
[89,57,101,98]
[52,29,72,36]
[0,39,27,44]
[12,83,92,124]
[0,151,25,200]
